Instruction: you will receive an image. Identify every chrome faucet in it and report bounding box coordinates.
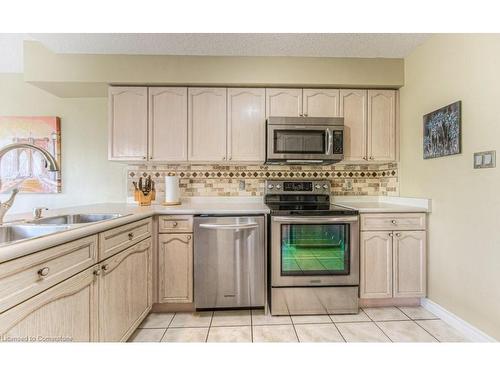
[0,143,60,172]
[0,189,19,224]
[0,143,60,224]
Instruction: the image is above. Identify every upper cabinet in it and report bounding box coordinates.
[340,89,397,162]
[266,88,302,117]
[303,89,340,117]
[108,87,148,161]
[227,88,266,162]
[340,89,368,162]
[108,86,397,163]
[148,87,188,162]
[188,88,227,162]
[368,90,396,161]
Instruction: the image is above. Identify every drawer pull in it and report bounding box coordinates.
[128,232,134,240]
[172,222,178,227]
[37,267,50,277]
[93,269,101,276]
[102,264,109,272]
[395,232,401,237]
[388,233,394,237]
[187,235,191,240]
[391,220,397,224]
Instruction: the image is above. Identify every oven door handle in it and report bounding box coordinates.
[325,128,333,155]
[272,216,359,223]
[199,223,260,230]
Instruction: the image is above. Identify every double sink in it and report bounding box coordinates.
[0,214,126,247]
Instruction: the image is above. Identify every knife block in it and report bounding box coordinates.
[134,190,155,206]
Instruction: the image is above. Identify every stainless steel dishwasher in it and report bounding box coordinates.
[194,215,265,309]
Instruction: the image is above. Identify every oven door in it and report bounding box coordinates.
[271,215,359,287]
[267,125,342,161]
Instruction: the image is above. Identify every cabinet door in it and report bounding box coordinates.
[149,87,188,161]
[188,88,227,161]
[99,239,152,342]
[158,233,193,304]
[340,89,368,162]
[0,268,98,342]
[303,89,340,117]
[265,88,303,117]
[367,90,396,161]
[227,88,266,162]
[393,231,426,298]
[360,231,393,299]
[108,86,148,161]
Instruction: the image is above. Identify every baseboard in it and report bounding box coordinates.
[421,298,496,343]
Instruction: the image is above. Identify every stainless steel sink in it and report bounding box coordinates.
[0,224,70,246]
[30,213,125,225]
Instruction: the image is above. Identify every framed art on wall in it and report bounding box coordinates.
[423,101,462,159]
[0,116,61,193]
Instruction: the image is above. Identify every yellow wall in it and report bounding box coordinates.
[24,41,405,97]
[0,73,126,214]
[400,34,500,339]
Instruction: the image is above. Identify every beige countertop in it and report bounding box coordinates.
[0,196,430,264]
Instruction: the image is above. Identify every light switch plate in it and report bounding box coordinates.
[474,150,496,169]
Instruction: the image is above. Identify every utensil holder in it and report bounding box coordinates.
[135,190,153,206]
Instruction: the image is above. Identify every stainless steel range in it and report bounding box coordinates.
[265,180,360,315]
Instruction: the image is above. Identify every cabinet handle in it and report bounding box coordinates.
[391,220,397,224]
[304,113,308,117]
[142,156,146,160]
[102,264,109,272]
[172,222,178,227]
[187,235,192,241]
[128,232,134,240]
[37,267,50,277]
[388,233,394,237]
[369,156,374,160]
[149,156,153,160]
[229,156,232,160]
[395,233,401,237]
[93,269,101,276]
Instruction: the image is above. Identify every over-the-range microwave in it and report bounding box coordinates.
[266,116,344,165]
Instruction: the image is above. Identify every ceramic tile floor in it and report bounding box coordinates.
[128,306,469,343]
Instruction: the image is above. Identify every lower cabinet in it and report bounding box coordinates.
[158,233,193,303]
[98,238,152,342]
[0,267,99,342]
[360,229,426,299]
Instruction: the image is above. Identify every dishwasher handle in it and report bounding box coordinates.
[198,223,260,230]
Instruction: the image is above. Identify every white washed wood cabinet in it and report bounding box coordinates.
[108,86,148,161]
[148,87,188,162]
[227,88,266,162]
[367,90,396,161]
[266,88,302,117]
[98,238,152,342]
[0,267,99,342]
[158,233,193,304]
[340,89,368,162]
[266,88,340,118]
[302,89,340,117]
[360,213,426,300]
[188,87,227,161]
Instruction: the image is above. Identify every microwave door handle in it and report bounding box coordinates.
[325,128,333,155]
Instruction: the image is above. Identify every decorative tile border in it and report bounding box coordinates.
[127,162,399,201]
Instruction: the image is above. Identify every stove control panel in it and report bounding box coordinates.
[265,180,331,195]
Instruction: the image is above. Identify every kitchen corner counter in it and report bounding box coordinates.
[333,196,431,213]
[0,198,270,264]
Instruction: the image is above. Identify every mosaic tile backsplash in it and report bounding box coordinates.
[127,163,399,202]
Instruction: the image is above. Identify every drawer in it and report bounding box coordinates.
[360,213,426,231]
[0,235,98,313]
[158,215,193,233]
[99,218,152,260]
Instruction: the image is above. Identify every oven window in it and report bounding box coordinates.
[281,223,349,276]
[273,129,326,154]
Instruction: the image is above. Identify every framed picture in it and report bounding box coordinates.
[423,101,462,159]
[0,116,61,193]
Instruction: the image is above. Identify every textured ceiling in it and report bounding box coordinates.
[0,33,431,73]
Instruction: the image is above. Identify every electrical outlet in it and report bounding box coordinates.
[239,180,246,191]
[345,180,353,190]
[474,151,496,169]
